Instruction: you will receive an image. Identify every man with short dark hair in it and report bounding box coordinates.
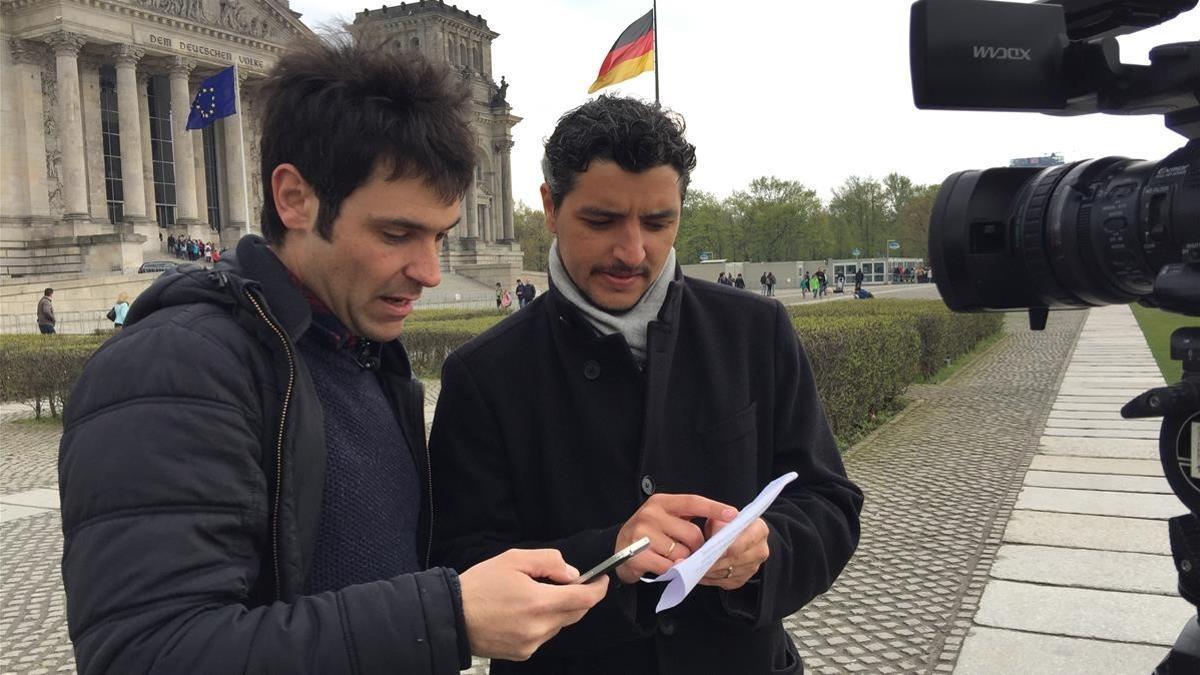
[36,288,54,334]
[58,39,604,675]
[431,96,862,674]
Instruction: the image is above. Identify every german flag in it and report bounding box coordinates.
[588,10,655,94]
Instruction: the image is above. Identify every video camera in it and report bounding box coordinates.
[910,1,1199,671]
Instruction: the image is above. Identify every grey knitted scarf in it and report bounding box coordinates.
[548,238,676,365]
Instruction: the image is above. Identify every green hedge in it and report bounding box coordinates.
[402,317,505,379]
[0,335,108,418]
[1,300,1002,440]
[789,299,1003,378]
[406,308,510,324]
[793,315,921,440]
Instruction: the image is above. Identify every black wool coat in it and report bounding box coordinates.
[430,271,863,674]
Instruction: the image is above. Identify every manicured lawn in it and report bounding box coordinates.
[1130,303,1200,384]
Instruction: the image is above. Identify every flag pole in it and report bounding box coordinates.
[232,64,251,240]
[652,0,660,105]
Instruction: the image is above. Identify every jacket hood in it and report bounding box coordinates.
[123,263,239,326]
[125,236,312,341]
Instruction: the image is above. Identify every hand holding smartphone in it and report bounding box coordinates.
[571,536,651,584]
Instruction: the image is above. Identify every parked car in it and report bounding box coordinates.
[138,260,179,274]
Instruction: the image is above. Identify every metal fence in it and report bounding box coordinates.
[0,310,112,335]
[0,291,500,335]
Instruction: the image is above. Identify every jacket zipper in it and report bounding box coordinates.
[245,288,295,600]
[419,385,434,569]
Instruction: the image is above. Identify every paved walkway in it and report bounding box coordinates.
[1,304,1186,674]
[789,310,1087,674]
[954,305,1193,673]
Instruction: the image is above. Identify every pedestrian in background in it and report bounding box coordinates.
[110,293,130,329]
[36,287,55,334]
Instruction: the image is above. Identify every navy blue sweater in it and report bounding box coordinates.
[299,320,421,594]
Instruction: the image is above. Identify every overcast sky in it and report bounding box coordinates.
[290,0,1199,206]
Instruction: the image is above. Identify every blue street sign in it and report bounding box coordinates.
[887,240,901,250]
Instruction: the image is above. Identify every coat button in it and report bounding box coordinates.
[583,360,601,380]
[660,618,676,636]
[641,475,654,496]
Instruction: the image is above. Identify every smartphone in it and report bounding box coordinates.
[571,536,651,584]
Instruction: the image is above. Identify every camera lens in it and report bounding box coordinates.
[930,139,1199,313]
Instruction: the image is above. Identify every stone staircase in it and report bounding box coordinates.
[0,238,84,279]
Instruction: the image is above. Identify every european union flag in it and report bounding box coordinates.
[186,66,237,130]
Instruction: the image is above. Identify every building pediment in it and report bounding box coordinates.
[130,0,310,43]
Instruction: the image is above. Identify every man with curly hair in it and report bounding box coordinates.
[431,96,863,674]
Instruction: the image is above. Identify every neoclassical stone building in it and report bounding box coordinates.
[354,1,523,279]
[0,0,521,281]
[1,0,305,277]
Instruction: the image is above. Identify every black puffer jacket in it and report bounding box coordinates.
[59,235,468,674]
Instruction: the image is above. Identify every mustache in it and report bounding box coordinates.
[593,262,650,277]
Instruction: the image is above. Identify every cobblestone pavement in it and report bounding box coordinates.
[788,311,1086,674]
[0,310,1083,674]
[1,413,71,674]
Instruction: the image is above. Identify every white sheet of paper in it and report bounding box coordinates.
[643,471,798,613]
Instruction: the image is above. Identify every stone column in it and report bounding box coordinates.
[44,31,89,224]
[167,57,202,233]
[9,40,51,227]
[192,129,208,228]
[463,171,478,240]
[498,139,514,242]
[137,72,156,227]
[220,70,250,245]
[79,58,107,221]
[112,46,148,223]
[190,70,208,229]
